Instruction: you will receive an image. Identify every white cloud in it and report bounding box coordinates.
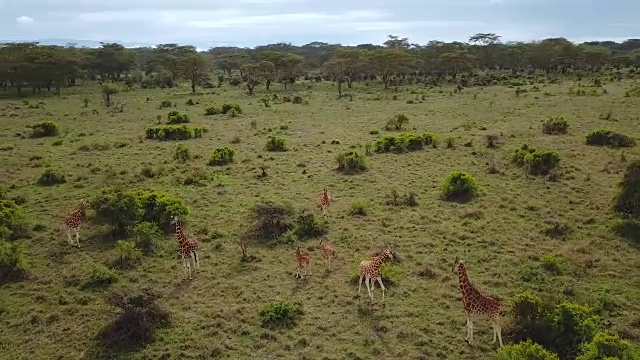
[16,16,34,24]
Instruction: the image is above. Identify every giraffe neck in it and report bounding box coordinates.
[371,252,387,268]
[175,222,188,246]
[457,263,472,295]
[75,202,87,216]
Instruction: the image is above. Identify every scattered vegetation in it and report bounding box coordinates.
[173,143,190,162]
[336,150,367,173]
[613,160,640,218]
[513,144,561,175]
[385,113,409,130]
[265,136,287,152]
[0,241,28,283]
[166,111,189,124]
[373,132,437,153]
[259,301,303,329]
[145,125,207,140]
[585,129,636,148]
[37,168,66,186]
[29,121,59,138]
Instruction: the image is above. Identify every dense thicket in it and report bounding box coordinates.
[1,34,639,95]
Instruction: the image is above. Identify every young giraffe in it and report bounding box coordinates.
[358,247,394,302]
[62,198,89,247]
[453,256,504,348]
[170,216,200,280]
[319,188,331,217]
[318,239,336,269]
[294,244,311,279]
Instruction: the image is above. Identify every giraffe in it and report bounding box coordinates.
[453,256,504,348]
[358,247,394,302]
[170,216,200,280]
[294,244,311,279]
[62,198,89,247]
[319,188,331,217]
[318,239,336,269]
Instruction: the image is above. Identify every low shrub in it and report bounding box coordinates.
[166,111,189,124]
[221,103,242,114]
[292,96,303,104]
[115,240,143,266]
[336,150,367,173]
[37,168,66,186]
[30,121,59,138]
[577,332,640,360]
[385,114,409,130]
[259,301,303,329]
[524,150,560,176]
[350,199,369,216]
[0,199,27,240]
[159,100,172,108]
[265,136,287,152]
[373,133,437,153]
[586,129,635,148]
[495,340,560,360]
[99,288,170,350]
[145,125,207,141]
[204,106,221,115]
[249,200,294,239]
[542,116,569,135]
[293,210,327,238]
[208,147,236,166]
[84,262,119,289]
[130,222,163,254]
[613,160,640,218]
[513,144,536,166]
[173,143,190,162]
[441,171,479,202]
[0,241,28,283]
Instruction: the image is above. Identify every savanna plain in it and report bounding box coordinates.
[1,73,640,360]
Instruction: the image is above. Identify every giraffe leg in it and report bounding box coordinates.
[181,255,188,278]
[66,229,73,245]
[75,229,81,247]
[468,318,474,345]
[190,252,197,273]
[365,275,373,301]
[358,274,364,296]
[194,250,200,269]
[493,320,503,348]
[465,316,471,343]
[375,276,386,302]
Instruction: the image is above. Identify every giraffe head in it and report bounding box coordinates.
[170,215,180,226]
[453,256,464,273]
[81,198,89,207]
[379,246,394,261]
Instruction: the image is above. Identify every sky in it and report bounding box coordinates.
[1,0,639,49]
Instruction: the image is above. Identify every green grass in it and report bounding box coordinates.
[0,77,639,359]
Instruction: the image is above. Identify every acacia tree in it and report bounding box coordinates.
[180,53,210,93]
[241,63,262,95]
[366,49,413,89]
[326,48,365,88]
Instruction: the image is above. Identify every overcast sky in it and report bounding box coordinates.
[2,0,639,48]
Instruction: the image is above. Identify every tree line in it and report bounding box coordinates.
[1,33,640,96]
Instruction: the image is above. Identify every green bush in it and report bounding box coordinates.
[441,171,479,202]
[614,160,640,218]
[0,241,28,282]
[259,301,303,329]
[37,168,66,186]
[373,133,437,153]
[173,143,190,162]
[293,210,327,238]
[115,240,143,266]
[586,129,635,148]
[84,262,118,289]
[208,147,236,166]
[576,332,640,360]
[159,100,172,108]
[524,150,560,175]
[336,150,367,173]
[204,106,221,115]
[221,103,242,114]
[350,199,369,216]
[166,111,189,124]
[0,199,27,240]
[30,121,59,138]
[265,136,287,152]
[495,340,560,360]
[91,188,189,235]
[130,222,163,255]
[145,125,207,140]
[292,96,303,104]
[542,116,569,135]
[513,144,537,166]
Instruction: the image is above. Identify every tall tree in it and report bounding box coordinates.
[366,49,414,89]
[180,53,210,93]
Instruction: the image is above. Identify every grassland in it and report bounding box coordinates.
[1,77,639,360]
